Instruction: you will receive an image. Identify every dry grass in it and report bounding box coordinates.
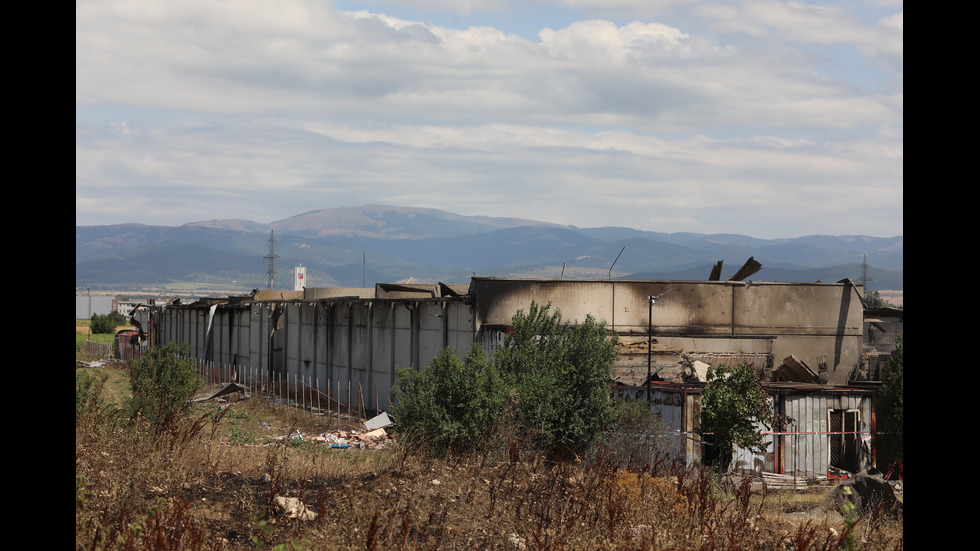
[76,365,903,550]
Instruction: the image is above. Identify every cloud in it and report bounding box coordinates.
[76,0,902,238]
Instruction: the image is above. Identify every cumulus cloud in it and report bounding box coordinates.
[76,0,902,238]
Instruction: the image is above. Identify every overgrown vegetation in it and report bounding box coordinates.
[496,301,619,457]
[698,363,775,471]
[90,311,128,334]
[875,332,903,477]
[392,344,508,455]
[126,342,203,429]
[77,328,903,550]
[392,301,618,459]
[76,369,111,420]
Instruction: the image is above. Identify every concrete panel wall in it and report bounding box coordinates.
[149,298,474,413]
[471,278,863,385]
[147,278,866,415]
[208,305,248,368]
[76,295,116,319]
[249,304,273,373]
[471,279,736,334]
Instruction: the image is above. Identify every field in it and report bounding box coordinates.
[875,290,903,308]
[76,345,903,550]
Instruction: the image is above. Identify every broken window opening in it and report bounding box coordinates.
[828,408,861,474]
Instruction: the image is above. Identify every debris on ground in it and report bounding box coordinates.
[364,411,393,431]
[820,470,903,518]
[193,382,247,402]
[275,496,317,520]
[307,427,391,450]
[222,427,392,450]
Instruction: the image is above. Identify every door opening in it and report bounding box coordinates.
[828,408,861,475]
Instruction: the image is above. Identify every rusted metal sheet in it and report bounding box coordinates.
[774,355,820,383]
[708,260,723,281]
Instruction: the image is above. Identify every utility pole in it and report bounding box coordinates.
[647,288,673,401]
[265,230,280,290]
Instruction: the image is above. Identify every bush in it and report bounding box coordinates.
[89,311,127,334]
[76,369,110,420]
[126,343,202,429]
[392,345,508,455]
[875,333,903,476]
[392,301,619,459]
[495,302,618,457]
[698,363,774,471]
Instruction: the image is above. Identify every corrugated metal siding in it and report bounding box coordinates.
[781,393,873,477]
[728,391,874,477]
[612,386,686,463]
[613,387,684,431]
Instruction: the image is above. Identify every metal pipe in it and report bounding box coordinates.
[608,246,626,279]
[648,295,652,402]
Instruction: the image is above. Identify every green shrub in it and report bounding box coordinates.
[76,369,110,420]
[392,301,619,459]
[698,363,774,471]
[875,333,903,475]
[126,343,202,429]
[392,344,508,455]
[89,312,124,334]
[495,302,618,457]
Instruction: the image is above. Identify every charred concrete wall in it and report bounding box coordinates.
[143,277,865,412]
[149,297,473,412]
[470,278,864,385]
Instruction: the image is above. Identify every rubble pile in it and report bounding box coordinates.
[260,427,392,450]
[222,411,396,450]
[310,427,392,450]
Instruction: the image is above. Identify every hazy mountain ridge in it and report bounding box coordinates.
[76,205,903,291]
[272,204,567,238]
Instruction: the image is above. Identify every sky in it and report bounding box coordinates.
[76,0,903,239]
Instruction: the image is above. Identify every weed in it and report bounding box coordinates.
[77,349,903,550]
[76,369,110,418]
[840,485,860,551]
[228,426,258,445]
[251,516,310,550]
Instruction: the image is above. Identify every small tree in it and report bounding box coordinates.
[391,301,619,459]
[698,363,774,471]
[126,343,202,429]
[89,313,117,334]
[391,344,508,455]
[875,333,903,477]
[89,312,127,334]
[495,301,619,457]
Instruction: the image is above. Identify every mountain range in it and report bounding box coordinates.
[75,204,903,293]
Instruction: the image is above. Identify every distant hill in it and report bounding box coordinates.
[75,205,903,293]
[273,204,566,238]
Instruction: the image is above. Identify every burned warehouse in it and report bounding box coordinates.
[133,274,897,478]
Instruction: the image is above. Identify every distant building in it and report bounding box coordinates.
[75,294,116,320]
[294,266,307,291]
[137,276,882,477]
